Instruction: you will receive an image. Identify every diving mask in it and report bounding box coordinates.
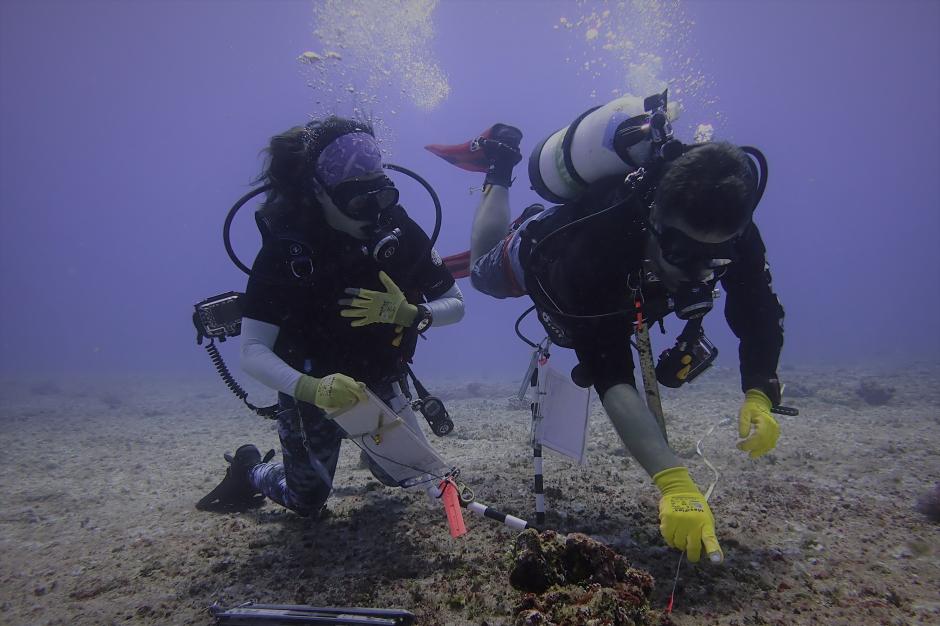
[648,221,737,269]
[647,219,738,320]
[329,175,399,221]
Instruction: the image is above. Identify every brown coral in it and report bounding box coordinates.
[508,529,566,593]
[508,530,659,625]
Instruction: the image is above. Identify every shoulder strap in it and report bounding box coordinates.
[254,209,321,282]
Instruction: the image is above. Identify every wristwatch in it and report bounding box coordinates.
[412,304,433,332]
[743,375,782,406]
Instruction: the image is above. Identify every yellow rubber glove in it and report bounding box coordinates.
[737,389,780,459]
[653,466,723,563]
[339,271,418,327]
[294,373,366,412]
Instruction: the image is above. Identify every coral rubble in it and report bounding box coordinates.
[508,530,663,625]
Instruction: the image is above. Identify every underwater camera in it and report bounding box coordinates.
[655,321,718,388]
[193,292,243,344]
[193,292,278,418]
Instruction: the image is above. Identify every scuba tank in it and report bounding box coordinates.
[528,89,682,204]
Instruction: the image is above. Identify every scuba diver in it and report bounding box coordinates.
[198,116,464,517]
[428,92,785,564]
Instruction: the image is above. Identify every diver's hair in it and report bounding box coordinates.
[254,116,376,210]
[255,125,312,210]
[653,142,756,239]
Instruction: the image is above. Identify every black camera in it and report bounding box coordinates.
[193,292,244,344]
[412,396,454,437]
[656,324,718,388]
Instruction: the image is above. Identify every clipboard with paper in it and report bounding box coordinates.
[330,390,450,488]
[532,362,593,465]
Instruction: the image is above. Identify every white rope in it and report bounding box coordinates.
[668,413,733,611]
[696,415,732,502]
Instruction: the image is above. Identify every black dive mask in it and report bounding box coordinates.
[329,175,399,221]
[648,222,738,269]
[310,175,401,262]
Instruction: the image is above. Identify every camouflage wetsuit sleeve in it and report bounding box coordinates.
[720,222,785,402]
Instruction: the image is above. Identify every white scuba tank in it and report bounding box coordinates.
[528,91,677,204]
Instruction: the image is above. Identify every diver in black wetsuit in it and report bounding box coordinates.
[460,117,784,564]
[197,117,464,516]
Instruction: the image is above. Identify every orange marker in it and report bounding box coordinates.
[440,479,467,538]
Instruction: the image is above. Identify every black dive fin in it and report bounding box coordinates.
[195,446,275,512]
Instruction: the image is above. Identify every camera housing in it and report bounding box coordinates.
[655,327,718,388]
[193,292,244,344]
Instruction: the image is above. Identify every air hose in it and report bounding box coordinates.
[204,339,277,418]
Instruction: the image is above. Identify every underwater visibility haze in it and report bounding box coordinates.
[0,1,938,625]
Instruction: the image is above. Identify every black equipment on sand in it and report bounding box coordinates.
[209,602,415,625]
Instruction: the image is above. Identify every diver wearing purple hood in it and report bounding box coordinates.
[197,117,464,516]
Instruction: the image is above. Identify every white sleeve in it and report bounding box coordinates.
[239,317,304,396]
[425,282,465,327]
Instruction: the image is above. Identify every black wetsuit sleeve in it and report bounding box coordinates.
[402,215,456,300]
[720,222,785,401]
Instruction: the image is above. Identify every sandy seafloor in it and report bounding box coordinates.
[0,362,938,626]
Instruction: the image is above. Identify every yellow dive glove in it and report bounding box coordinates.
[294,373,366,412]
[339,271,417,327]
[737,389,780,458]
[653,466,723,563]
